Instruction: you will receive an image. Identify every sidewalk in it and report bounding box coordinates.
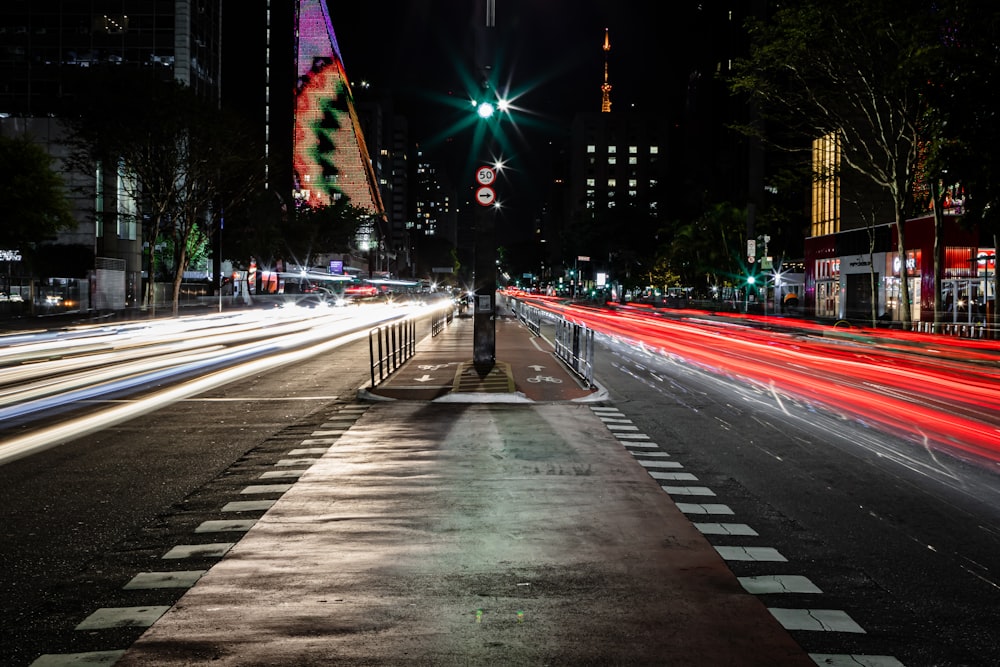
[78,313,814,665]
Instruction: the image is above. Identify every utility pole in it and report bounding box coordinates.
[472,0,497,375]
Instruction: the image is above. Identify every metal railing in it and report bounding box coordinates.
[431,304,455,336]
[369,317,416,388]
[554,318,595,388]
[513,298,542,336]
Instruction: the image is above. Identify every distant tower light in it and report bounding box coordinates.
[601,28,612,113]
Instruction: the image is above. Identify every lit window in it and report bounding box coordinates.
[608,145,617,154]
[586,178,595,187]
[629,145,638,154]
[608,178,617,188]
[608,156,616,165]
[629,157,637,165]
[587,145,596,153]
[650,146,659,154]
[811,132,841,237]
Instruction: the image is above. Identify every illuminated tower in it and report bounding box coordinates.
[601,28,612,113]
[292,0,384,221]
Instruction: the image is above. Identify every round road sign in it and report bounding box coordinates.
[475,186,496,207]
[476,166,496,186]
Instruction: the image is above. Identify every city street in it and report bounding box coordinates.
[1,304,999,665]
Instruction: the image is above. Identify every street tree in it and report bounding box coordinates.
[0,134,76,248]
[732,0,941,325]
[63,72,263,315]
[919,1,1000,336]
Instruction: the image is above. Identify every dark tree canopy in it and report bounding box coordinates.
[0,134,76,247]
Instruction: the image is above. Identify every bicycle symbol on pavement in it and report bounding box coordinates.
[418,363,454,371]
[526,375,562,384]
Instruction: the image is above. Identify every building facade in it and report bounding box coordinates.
[0,0,222,309]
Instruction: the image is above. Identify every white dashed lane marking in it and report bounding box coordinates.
[123,571,206,590]
[714,545,788,562]
[739,574,822,595]
[769,608,866,633]
[675,503,733,514]
[694,522,759,536]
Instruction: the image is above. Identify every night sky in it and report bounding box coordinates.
[223,1,723,228]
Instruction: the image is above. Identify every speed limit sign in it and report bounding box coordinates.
[476,166,496,186]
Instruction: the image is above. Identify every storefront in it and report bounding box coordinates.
[804,215,990,325]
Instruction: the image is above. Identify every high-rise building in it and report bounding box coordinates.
[0,0,223,308]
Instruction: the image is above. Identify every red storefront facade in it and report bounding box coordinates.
[804,215,994,327]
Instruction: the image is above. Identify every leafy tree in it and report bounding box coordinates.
[281,201,373,268]
[0,134,75,247]
[920,1,1000,336]
[665,202,748,294]
[732,0,941,325]
[63,72,264,315]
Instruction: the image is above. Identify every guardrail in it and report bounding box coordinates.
[913,320,993,338]
[554,318,595,388]
[368,318,416,388]
[512,299,542,336]
[431,304,455,336]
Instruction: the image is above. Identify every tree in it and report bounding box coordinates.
[919,1,1000,337]
[732,0,941,326]
[665,202,748,296]
[63,72,264,315]
[0,134,76,247]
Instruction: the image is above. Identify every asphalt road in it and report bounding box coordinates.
[591,332,1000,666]
[3,312,1000,666]
[0,330,375,666]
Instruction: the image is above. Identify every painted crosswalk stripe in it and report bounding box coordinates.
[605,423,639,431]
[615,433,651,440]
[630,450,670,457]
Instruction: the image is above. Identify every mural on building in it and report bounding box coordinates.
[293,0,383,219]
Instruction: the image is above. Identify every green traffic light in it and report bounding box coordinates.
[747,275,756,285]
[476,101,496,119]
